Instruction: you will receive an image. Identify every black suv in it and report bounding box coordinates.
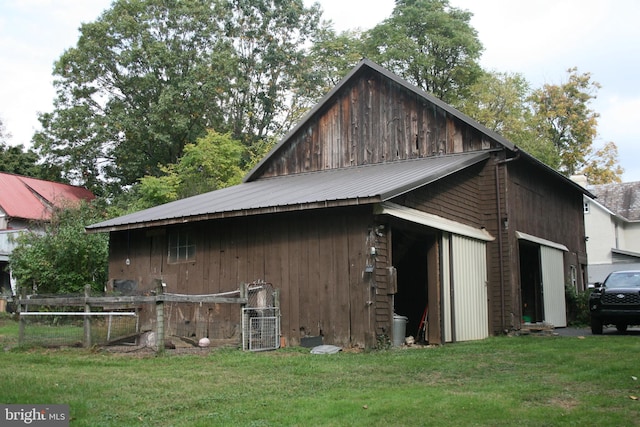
[590,270,640,334]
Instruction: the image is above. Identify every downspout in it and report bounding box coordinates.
[494,151,520,332]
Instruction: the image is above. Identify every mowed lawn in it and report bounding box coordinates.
[1,321,639,426]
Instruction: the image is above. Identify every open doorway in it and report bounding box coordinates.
[519,241,543,323]
[392,227,436,342]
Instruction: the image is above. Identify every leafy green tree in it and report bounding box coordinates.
[34,0,323,197]
[459,71,561,168]
[308,26,366,92]
[9,202,109,295]
[0,142,39,177]
[215,0,323,144]
[364,0,483,105]
[528,67,604,177]
[461,68,622,183]
[460,71,531,138]
[135,129,244,208]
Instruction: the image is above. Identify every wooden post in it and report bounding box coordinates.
[239,283,247,350]
[83,284,91,348]
[18,288,26,345]
[156,280,165,354]
[273,289,283,348]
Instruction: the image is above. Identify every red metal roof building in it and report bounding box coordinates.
[0,173,95,296]
[0,172,95,228]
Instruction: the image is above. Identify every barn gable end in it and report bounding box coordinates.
[246,60,504,181]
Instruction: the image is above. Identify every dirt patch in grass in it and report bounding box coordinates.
[550,396,579,410]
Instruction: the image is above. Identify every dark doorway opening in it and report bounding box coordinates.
[519,241,544,323]
[0,262,11,296]
[392,227,435,342]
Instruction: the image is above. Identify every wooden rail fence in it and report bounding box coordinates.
[18,282,251,353]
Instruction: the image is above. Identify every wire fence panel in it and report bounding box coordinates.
[19,312,138,347]
[242,282,280,351]
[164,301,241,341]
[242,308,280,351]
[16,282,279,352]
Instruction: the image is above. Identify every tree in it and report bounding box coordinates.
[580,141,624,184]
[9,202,109,295]
[34,0,324,197]
[215,0,323,145]
[135,129,245,209]
[459,71,530,138]
[308,26,366,92]
[528,67,605,178]
[364,0,483,105]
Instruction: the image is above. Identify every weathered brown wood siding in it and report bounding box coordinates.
[107,206,376,347]
[390,161,491,229]
[373,225,392,343]
[505,159,587,325]
[388,158,501,334]
[484,155,510,334]
[255,69,498,179]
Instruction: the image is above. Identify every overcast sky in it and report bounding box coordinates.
[1,0,638,181]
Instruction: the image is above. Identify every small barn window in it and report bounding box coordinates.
[168,230,196,263]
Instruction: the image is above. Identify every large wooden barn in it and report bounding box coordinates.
[87,60,589,348]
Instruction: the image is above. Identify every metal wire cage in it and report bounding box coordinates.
[242,282,280,351]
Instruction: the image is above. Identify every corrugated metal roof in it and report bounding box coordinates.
[87,151,491,232]
[0,172,95,222]
[588,181,640,221]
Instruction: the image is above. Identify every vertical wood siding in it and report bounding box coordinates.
[507,160,587,326]
[256,69,500,179]
[108,207,374,348]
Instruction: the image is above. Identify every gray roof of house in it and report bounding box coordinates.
[87,151,491,232]
[588,181,640,221]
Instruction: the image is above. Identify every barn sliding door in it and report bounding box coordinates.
[540,246,567,327]
[443,234,489,342]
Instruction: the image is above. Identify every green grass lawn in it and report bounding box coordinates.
[1,320,639,426]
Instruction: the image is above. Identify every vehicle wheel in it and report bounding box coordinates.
[616,324,628,333]
[591,317,603,335]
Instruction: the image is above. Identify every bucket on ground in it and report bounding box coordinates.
[393,314,408,346]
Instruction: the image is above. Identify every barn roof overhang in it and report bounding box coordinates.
[86,151,492,234]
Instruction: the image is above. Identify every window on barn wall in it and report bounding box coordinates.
[168,230,196,263]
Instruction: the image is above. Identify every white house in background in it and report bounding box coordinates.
[579,177,640,284]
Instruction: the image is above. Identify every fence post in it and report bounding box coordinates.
[240,283,247,351]
[18,288,26,345]
[156,281,165,354]
[83,284,91,348]
[273,289,282,348]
